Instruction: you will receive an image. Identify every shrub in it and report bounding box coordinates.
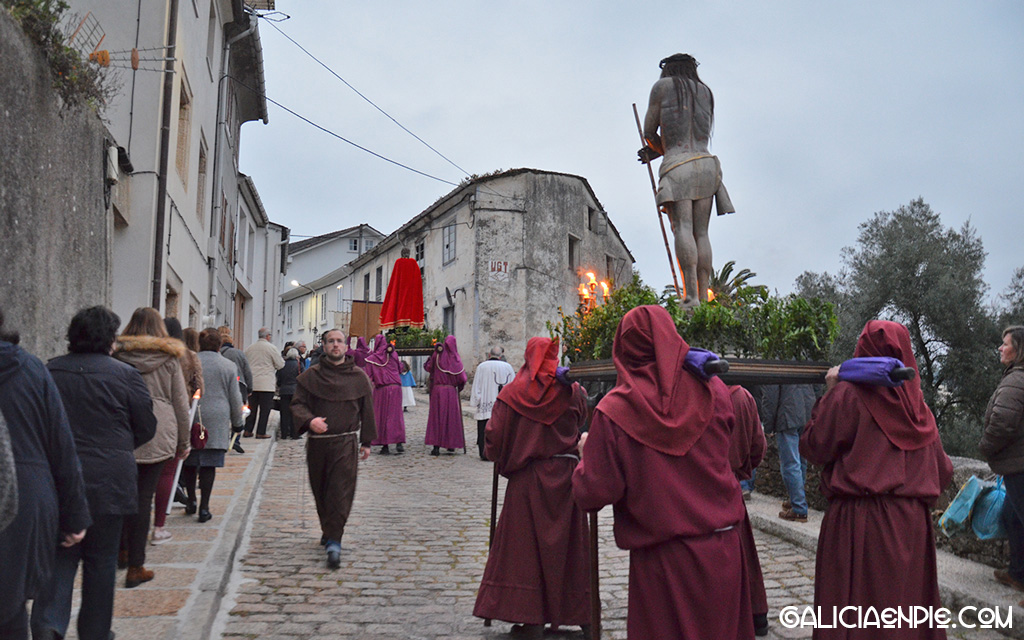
[549,271,838,363]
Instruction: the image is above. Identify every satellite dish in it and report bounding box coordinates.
[445,287,454,307]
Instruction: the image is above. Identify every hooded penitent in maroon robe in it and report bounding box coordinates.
[364,335,406,446]
[348,336,369,369]
[728,385,769,626]
[424,336,468,450]
[474,338,591,631]
[800,320,953,640]
[572,305,752,640]
[379,257,424,330]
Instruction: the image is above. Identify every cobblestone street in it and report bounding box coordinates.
[213,393,1012,640]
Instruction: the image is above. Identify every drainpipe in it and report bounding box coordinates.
[208,10,257,324]
[151,0,180,309]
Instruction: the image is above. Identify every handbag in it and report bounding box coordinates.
[972,476,1007,540]
[190,405,208,450]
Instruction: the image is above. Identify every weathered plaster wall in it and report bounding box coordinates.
[0,12,112,361]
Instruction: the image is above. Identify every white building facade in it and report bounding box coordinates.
[67,0,278,346]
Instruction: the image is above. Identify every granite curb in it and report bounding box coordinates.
[164,432,275,640]
[746,491,1024,638]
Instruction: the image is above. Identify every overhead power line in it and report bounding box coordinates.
[229,75,460,188]
[256,14,474,179]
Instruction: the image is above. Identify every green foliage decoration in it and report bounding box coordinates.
[389,326,448,349]
[548,270,838,363]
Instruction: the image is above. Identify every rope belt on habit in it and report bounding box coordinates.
[552,453,581,462]
[308,429,360,439]
[660,153,715,174]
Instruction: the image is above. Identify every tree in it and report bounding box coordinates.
[708,260,766,305]
[797,199,1001,455]
[998,267,1024,327]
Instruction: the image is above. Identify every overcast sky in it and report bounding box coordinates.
[239,1,1023,304]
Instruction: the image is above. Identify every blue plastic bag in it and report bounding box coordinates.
[972,477,1007,540]
[939,475,985,538]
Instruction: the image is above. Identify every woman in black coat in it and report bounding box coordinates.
[277,348,301,439]
[31,307,157,640]
[0,309,91,640]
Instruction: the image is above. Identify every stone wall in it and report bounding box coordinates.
[755,436,1008,567]
[0,12,112,361]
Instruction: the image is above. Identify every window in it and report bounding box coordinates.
[365,239,375,250]
[320,293,327,322]
[414,241,425,262]
[205,3,217,73]
[246,223,255,274]
[218,193,228,248]
[363,273,371,301]
[175,72,193,182]
[195,138,207,223]
[442,224,456,265]
[568,235,580,272]
[443,305,455,335]
[375,266,383,301]
[349,238,359,251]
[606,255,615,283]
[299,301,305,328]
[286,304,293,330]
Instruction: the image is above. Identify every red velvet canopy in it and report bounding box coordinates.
[380,257,424,330]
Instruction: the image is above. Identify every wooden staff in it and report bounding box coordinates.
[589,510,601,639]
[484,461,499,627]
[633,102,683,302]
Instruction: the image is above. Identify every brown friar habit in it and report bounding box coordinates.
[800,321,953,640]
[291,355,376,542]
[473,338,591,628]
[728,385,769,620]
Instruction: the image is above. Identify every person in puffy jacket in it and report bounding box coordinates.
[980,326,1024,593]
[32,306,157,640]
[114,307,191,588]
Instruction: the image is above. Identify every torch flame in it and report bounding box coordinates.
[707,288,715,302]
[600,281,609,297]
[586,272,597,285]
[192,389,201,400]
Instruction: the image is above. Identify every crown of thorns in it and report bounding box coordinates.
[660,53,698,68]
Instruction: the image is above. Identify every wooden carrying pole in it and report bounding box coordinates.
[633,103,683,302]
[483,462,500,627]
[589,510,601,639]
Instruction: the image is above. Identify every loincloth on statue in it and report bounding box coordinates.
[657,154,735,215]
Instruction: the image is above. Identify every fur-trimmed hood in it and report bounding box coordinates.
[115,335,186,374]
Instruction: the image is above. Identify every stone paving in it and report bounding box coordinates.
[55,388,1012,639]
[57,434,274,640]
[212,392,1008,640]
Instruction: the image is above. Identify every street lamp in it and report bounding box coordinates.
[291,279,318,336]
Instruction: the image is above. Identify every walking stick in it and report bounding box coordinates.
[484,461,499,627]
[167,389,201,515]
[633,103,684,302]
[589,510,601,639]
